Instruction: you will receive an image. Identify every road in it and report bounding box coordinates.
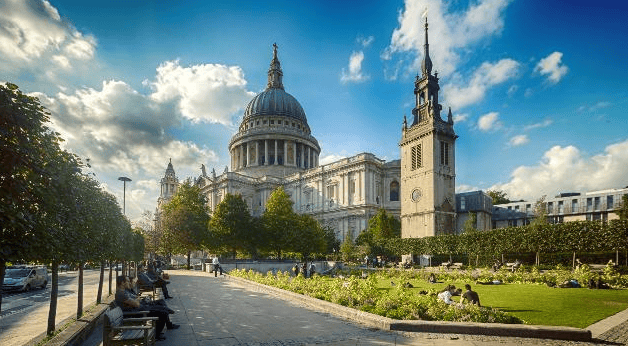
[0,269,113,346]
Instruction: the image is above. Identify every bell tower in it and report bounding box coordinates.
[400,17,457,238]
[158,158,179,209]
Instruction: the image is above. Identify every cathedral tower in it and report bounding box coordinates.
[158,158,179,209]
[400,18,457,238]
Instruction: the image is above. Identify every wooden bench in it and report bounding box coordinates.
[440,262,463,270]
[505,262,521,272]
[588,264,607,272]
[103,306,158,346]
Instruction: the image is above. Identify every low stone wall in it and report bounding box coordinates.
[205,260,340,275]
[224,274,592,342]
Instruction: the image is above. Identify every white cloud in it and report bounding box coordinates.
[578,101,611,112]
[507,85,518,97]
[358,35,374,48]
[535,51,568,84]
[0,0,96,74]
[34,79,219,178]
[148,60,255,125]
[319,154,347,165]
[478,112,501,131]
[509,134,529,146]
[383,0,512,77]
[453,113,468,122]
[443,58,520,109]
[491,140,628,201]
[341,51,370,83]
[524,119,552,131]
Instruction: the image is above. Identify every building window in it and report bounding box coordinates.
[607,195,614,209]
[263,120,267,124]
[440,141,449,166]
[594,197,601,210]
[411,144,422,170]
[390,181,399,201]
[587,198,593,211]
[547,202,553,214]
[460,197,466,211]
[270,120,274,125]
[327,185,335,199]
[515,205,520,211]
[572,199,578,213]
[558,201,564,214]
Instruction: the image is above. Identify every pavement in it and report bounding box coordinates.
[74,270,628,346]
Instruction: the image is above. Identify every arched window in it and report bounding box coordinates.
[419,93,425,105]
[390,181,399,201]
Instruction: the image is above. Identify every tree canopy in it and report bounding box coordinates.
[486,190,512,205]
[209,193,256,257]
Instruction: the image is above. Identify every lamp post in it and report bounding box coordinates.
[118,176,132,215]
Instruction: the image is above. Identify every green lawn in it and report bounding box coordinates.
[378,279,628,328]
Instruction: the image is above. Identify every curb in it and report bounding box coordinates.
[224,275,592,342]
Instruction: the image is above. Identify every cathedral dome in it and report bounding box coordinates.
[243,88,308,124]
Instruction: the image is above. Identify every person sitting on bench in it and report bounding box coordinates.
[138,268,172,299]
[116,276,179,341]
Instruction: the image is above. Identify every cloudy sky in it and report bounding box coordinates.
[1,0,627,223]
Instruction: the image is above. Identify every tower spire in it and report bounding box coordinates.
[421,17,433,76]
[267,43,284,90]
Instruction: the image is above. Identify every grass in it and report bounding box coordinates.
[378,278,628,328]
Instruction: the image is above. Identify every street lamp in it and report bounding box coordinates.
[118,176,132,215]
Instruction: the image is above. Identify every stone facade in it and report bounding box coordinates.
[156,45,401,242]
[399,18,458,238]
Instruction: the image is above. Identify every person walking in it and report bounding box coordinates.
[212,256,223,277]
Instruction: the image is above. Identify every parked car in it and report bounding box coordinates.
[3,265,49,292]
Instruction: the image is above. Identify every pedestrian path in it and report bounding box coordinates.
[83,270,628,346]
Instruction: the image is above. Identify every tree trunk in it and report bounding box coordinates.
[501,253,504,264]
[108,261,113,295]
[77,263,83,319]
[0,260,5,313]
[572,252,576,268]
[187,251,191,270]
[617,250,619,265]
[97,261,105,304]
[47,261,59,336]
[476,254,479,267]
[536,251,540,266]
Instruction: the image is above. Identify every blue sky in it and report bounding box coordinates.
[1,0,627,222]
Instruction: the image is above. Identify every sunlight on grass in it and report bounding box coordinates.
[381,279,628,328]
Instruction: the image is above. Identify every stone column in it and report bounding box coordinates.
[274,140,278,165]
[293,142,297,166]
[300,144,305,168]
[245,142,249,167]
[283,140,288,166]
[239,145,243,169]
[255,141,259,166]
[306,146,310,168]
[264,140,268,166]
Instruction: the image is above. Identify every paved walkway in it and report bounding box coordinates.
[83,270,628,346]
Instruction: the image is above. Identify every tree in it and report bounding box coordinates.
[290,214,326,261]
[0,83,66,313]
[617,194,628,220]
[487,190,511,205]
[209,193,256,258]
[322,225,340,256]
[340,233,357,262]
[356,209,400,247]
[160,180,210,269]
[261,187,297,258]
[463,212,477,233]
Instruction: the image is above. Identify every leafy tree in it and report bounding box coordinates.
[0,83,66,312]
[322,225,340,256]
[209,193,256,258]
[487,189,511,205]
[340,234,357,262]
[356,209,400,246]
[290,214,326,262]
[160,180,210,269]
[617,194,628,220]
[531,195,548,228]
[462,212,477,233]
[261,187,297,258]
